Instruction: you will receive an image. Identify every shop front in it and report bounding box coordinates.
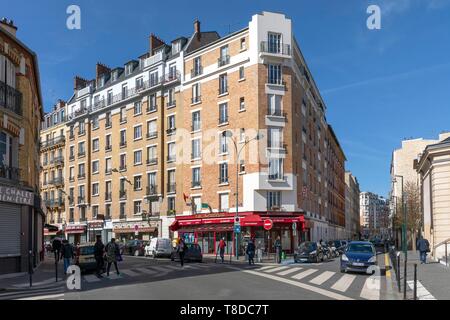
[87,221,104,243]
[44,224,63,243]
[65,224,87,245]
[113,221,158,242]
[170,212,305,256]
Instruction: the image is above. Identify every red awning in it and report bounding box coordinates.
[169,220,179,231]
[241,215,263,226]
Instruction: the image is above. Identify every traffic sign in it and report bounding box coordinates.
[292,222,297,230]
[234,217,240,225]
[234,224,241,234]
[263,219,273,231]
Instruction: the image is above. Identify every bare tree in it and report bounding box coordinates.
[393,181,422,250]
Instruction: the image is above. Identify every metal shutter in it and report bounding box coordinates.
[0,203,21,256]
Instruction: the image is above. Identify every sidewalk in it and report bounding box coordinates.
[0,254,66,291]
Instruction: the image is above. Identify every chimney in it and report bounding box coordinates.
[194,19,201,40]
[0,18,18,37]
[149,33,165,55]
[73,76,88,90]
[96,62,111,80]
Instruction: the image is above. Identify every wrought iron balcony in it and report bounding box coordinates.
[219,176,229,184]
[77,173,85,179]
[146,185,158,196]
[260,41,291,56]
[40,135,66,149]
[0,80,22,116]
[166,100,176,108]
[119,189,127,199]
[191,181,201,188]
[146,131,157,139]
[105,192,112,201]
[146,105,157,113]
[166,128,176,135]
[0,165,20,182]
[217,55,230,67]
[191,96,202,104]
[54,156,64,166]
[77,196,86,204]
[191,66,203,78]
[146,158,157,165]
[167,183,176,193]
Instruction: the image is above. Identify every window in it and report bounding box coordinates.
[192,111,201,131]
[193,196,201,213]
[239,159,245,173]
[167,88,175,107]
[120,130,126,146]
[80,99,87,110]
[136,77,143,90]
[134,150,142,165]
[111,70,118,82]
[105,181,112,200]
[268,127,283,148]
[148,94,157,112]
[69,167,74,180]
[219,45,229,66]
[106,134,112,149]
[219,163,229,183]
[168,197,176,213]
[240,37,246,50]
[92,160,99,174]
[192,167,201,187]
[69,126,74,138]
[150,70,159,86]
[106,112,112,127]
[239,97,245,111]
[192,83,201,103]
[169,64,177,80]
[79,185,86,201]
[268,32,282,53]
[92,116,99,129]
[147,120,157,138]
[148,172,157,188]
[134,201,142,215]
[147,146,157,164]
[69,188,74,204]
[192,139,201,159]
[120,202,126,218]
[219,74,228,95]
[105,203,111,218]
[168,142,176,161]
[92,206,99,219]
[134,125,142,140]
[134,101,142,115]
[167,115,176,133]
[267,94,282,116]
[134,176,142,190]
[78,142,85,155]
[122,84,128,99]
[119,154,126,170]
[219,193,229,212]
[79,121,85,135]
[268,64,282,85]
[69,146,75,158]
[105,158,112,173]
[240,128,245,142]
[168,170,176,193]
[120,107,127,122]
[239,66,245,80]
[268,158,283,180]
[92,138,99,152]
[267,191,281,210]
[219,102,228,124]
[219,132,228,154]
[193,57,202,76]
[92,183,99,196]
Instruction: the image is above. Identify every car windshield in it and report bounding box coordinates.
[347,244,374,253]
[299,242,316,251]
[334,241,341,247]
[158,239,170,246]
[80,246,95,255]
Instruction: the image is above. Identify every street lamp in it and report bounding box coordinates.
[225,130,263,260]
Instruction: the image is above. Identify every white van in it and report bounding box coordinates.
[145,237,172,258]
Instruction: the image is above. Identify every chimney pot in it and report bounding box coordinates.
[194,19,201,40]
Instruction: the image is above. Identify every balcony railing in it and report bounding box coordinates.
[119,214,127,220]
[77,173,85,179]
[218,55,230,67]
[191,123,201,132]
[167,183,176,193]
[146,131,157,139]
[166,100,176,108]
[219,177,229,184]
[191,66,203,78]
[54,156,64,165]
[267,110,287,118]
[268,173,285,181]
[120,141,127,147]
[167,155,176,162]
[219,115,228,124]
[77,196,86,204]
[40,136,66,149]
[0,165,20,182]
[146,105,157,113]
[105,169,112,175]
[146,158,157,165]
[105,192,112,201]
[105,145,112,152]
[191,96,201,104]
[50,176,64,186]
[69,132,75,140]
[260,41,291,56]
[146,185,158,196]
[119,165,127,171]
[119,190,127,199]
[218,87,228,95]
[0,80,22,116]
[78,150,86,157]
[69,154,75,161]
[267,78,286,86]
[164,71,181,83]
[166,128,176,135]
[191,181,201,188]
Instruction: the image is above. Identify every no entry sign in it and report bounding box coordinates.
[263,219,273,231]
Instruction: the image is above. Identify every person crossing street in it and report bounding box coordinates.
[218,237,226,263]
[105,238,121,276]
[94,235,105,278]
[177,237,186,267]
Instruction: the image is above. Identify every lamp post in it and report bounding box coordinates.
[225,131,263,260]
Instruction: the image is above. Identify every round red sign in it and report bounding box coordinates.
[263,219,273,231]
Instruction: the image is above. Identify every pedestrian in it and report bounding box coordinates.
[177,237,186,267]
[274,236,282,264]
[172,237,179,251]
[105,238,121,276]
[416,236,430,264]
[218,237,226,263]
[52,238,62,262]
[94,235,105,277]
[60,240,74,274]
[246,239,256,265]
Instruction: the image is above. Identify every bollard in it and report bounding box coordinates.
[55,258,58,282]
[413,263,417,300]
[28,250,33,288]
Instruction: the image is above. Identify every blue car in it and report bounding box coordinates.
[340,241,377,274]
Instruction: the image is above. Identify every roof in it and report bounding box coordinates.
[185,31,221,54]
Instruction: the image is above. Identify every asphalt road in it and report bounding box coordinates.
[62,249,395,300]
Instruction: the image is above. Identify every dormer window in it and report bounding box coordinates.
[125,64,133,76]
[111,70,118,82]
[172,41,181,55]
[98,76,105,88]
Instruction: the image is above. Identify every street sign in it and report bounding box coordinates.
[234,217,240,225]
[263,219,273,231]
[234,224,241,234]
[292,222,297,230]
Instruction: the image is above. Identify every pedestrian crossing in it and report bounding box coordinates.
[0,285,65,300]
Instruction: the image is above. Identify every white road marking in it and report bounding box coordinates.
[232,267,353,300]
[16,293,64,300]
[360,276,380,300]
[277,267,303,276]
[407,280,436,300]
[331,274,357,292]
[120,269,140,277]
[264,266,289,273]
[258,265,279,271]
[83,274,101,283]
[149,266,172,273]
[164,265,183,271]
[291,269,318,280]
[309,271,336,285]
[134,268,157,275]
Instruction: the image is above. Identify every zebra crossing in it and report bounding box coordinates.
[247,264,381,300]
[0,284,65,300]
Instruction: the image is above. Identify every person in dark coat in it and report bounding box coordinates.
[105,238,121,276]
[246,240,256,265]
[274,236,282,264]
[94,235,105,277]
[177,238,187,267]
[416,236,430,264]
[60,240,74,274]
[52,238,62,262]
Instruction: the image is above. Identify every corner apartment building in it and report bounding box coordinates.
[359,192,389,239]
[416,136,450,261]
[0,19,44,274]
[45,12,346,253]
[345,172,360,240]
[40,100,66,239]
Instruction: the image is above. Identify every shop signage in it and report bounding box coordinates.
[88,221,104,229]
[263,219,273,231]
[0,185,34,206]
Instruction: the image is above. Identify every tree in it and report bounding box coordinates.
[393,181,422,250]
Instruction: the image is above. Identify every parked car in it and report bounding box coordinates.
[294,241,325,263]
[340,241,377,274]
[170,243,203,262]
[145,238,172,258]
[75,243,105,273]
[124,240,148,256]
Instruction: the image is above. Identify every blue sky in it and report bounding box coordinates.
[3,0,450,197]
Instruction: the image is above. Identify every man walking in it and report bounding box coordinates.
[218,237,226,263]
[246,239,256,265]
[105,238,121,276]
[94,235,105,277]
[177,237,186,267]
[60,240,74,274]
[274,236,282,264]
[417,236,430,264]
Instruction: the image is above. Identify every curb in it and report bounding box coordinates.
[0,272,27,280]
[385,254,402,300]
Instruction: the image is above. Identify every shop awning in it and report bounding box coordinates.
[65,225,86,234]
[44,223,59,232]
[114,227,156,234]
[241,215,263,226]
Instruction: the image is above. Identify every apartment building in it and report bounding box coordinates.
[40,100,66,240]
[0,19,44,274]
[359,192,389,239]
[345,172,360,240]
[46,11,346,253]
